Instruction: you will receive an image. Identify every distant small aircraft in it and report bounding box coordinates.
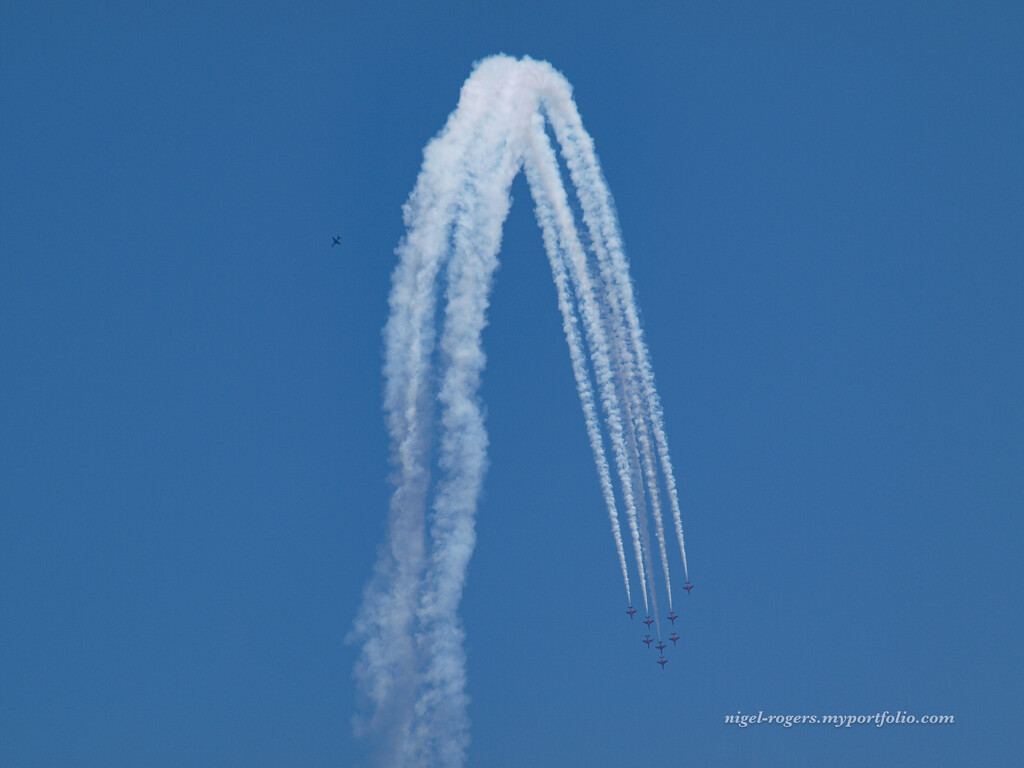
[656,642,667,653]
[684,582,694,595]
[643,635,654,647]
[657,656,668,669]
[669,633,680,646]
[667,611,678,624]
[625,606,637,619]
[332,235,341,247]
[643,615,654,628]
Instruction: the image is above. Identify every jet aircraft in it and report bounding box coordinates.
[684,582,694,594]
[643,615,654,628]
[667,611,678,624]
[625,606,637,619]
[332,236,341,247]
[669,633,680,646]
[655,642,667,653]
[643,635,654,647]
[657,656,668,669]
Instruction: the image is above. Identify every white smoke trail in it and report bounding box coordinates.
[592,248,675,610]
[351,78,499,755]
[522,110,631,609]
[634,411,673,610]
[351,57,526,765]
[530,74,681,611]
[542,95,691,582]
[519,102,650,615]
[405,60,536,768]
[592,257,675,611]
[352,55,688,766]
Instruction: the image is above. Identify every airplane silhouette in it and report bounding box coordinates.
[332,235,341,247]
[684,582,694,594]
[657,656,668,669]
[669,633,680,646]
[667,611,678,624]
[643,616,654,628]
[626,606,637,619]
[656,642,667,653]
[643,635,654,647]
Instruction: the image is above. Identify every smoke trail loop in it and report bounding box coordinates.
[353,55,689,766]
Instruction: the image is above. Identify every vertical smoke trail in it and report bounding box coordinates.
[352,57,528,765]
[529,71,678,611]
[521,104,650,614]
[635,413,674,610]
[595,271,675,610]
[351,77,501,754]
[352,55,689,766]
[406,60,536,767]
[621,390,673,613]
[543,95,691,581]
[523,111,631,608]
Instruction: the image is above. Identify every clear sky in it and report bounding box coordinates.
[2,2,1022,766]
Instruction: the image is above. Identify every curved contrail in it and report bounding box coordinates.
[351,55,689,767]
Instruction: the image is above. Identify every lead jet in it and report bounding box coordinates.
[643,615,654,628]
[657,656,668,669]
[667,611,678,624]
[332,235,341,247]
[684,582,694,595]
[656,641,667,653]
[643,635,654,647]
[669,633,680,646]
[625,606,637,620]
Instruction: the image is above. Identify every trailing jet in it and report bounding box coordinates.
[643,635,654,647]
[657,656,668,669]
[332,235,341,247]
[669,633,680,646]
[625,606,637,619]
[643,615,654,628]
[667,611,678,624]
[656,642,667,653]
[684,582,694,595]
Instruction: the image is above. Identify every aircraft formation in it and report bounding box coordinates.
[626,581,693,669]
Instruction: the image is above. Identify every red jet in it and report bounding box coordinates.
[684,582,694,595]
[667,611,678,624]
[655,641,667,653]
[643,635,654,647]
[657,656,668,669]
[643,615,654,628]
[625,606,637,619]
[669,633,680,646]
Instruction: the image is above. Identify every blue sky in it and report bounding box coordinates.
[2,2,1021,766]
